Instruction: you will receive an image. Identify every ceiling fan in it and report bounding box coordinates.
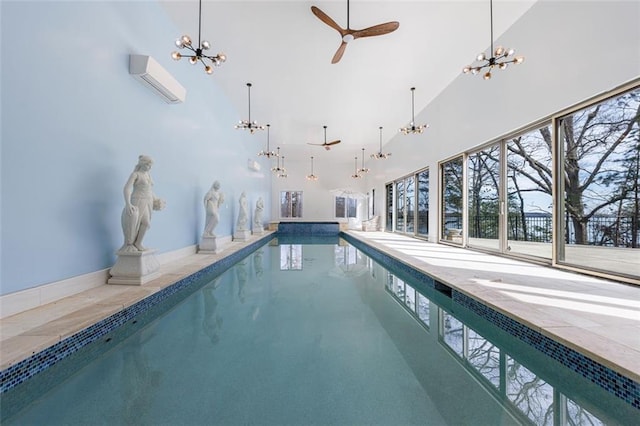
[311,0,399,64]
[307,125,341,150]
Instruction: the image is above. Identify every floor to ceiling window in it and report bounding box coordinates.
[417,169,429,238]
[506,124,553,260]
[385,183,393,231]
[441,157,464,244]
[556,85,639,279]
[468,145,501,251]
[405,175,415,234]
[396,179,405,233]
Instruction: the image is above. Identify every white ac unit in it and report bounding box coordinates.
[129,54,186,104]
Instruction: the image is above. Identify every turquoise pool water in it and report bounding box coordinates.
[2,238,637,425]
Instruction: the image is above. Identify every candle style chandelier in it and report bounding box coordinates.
[351,156,362,179]
[271,147,286,175]
[278,156,288,178]
[358,148,369,174]
[462,0,524,80]
[258,124,277,158]
[306,156,318,181]
[171,0,226,74]
[371,127,392,159]
[399,87,429,135]
[235,83,264,134]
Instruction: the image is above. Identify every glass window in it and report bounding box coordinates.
[506,125,553,259]
[396,179,405,232]
[557,87,640,278]
[441,157,464,243]
[468,145,500,251]
[406,176,415,233]
[280,191,302,218]
[335,196,357,218]
[335,196,346,217]
[385,183,393,231]
[417,169,429,237]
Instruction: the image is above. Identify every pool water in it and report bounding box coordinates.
[2,238,637,425]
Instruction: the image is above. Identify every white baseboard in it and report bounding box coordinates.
[0,244,201,320]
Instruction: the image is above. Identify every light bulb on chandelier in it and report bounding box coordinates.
[171,0,226,74]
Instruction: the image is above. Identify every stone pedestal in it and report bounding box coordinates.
[234,229,251,242]
[199,235,223,254]
[108,249,160,285]
[252,227,264,236]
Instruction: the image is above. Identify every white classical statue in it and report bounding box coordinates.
[253,197,264,234]
[233,191,251,242]
[236,192,249,231]
[203,181,225,237]
[119,155,165,252]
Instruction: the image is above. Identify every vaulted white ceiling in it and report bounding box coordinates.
[161,0,535,164]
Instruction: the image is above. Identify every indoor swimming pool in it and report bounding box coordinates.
[1,236,638,425]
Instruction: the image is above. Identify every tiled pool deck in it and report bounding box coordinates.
[1,231,639,396]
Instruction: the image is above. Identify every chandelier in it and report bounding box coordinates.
[351,156,361,179]
[371,126,392,159]
[171,0,226,74]
[271,147,286,174]
[235,83,264,133]
[258,124,277,158]
[306,156,318,181]
[358,148,369,174]
[399,87,429,135]
[278,156,288,178]
[462,0,524,80]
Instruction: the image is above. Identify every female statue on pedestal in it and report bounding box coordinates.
[203,181,225,237]
[254,197,264,231]
[120,155,165,252]
[237,192,248,231]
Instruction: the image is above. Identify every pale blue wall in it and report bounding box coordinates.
[0,1,271,295]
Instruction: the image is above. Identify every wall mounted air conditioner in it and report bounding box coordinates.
[129,54,186,104]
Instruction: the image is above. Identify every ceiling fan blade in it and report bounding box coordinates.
[326,140,341,146]
[311,6,345,36]
[353,21,399,39]
[307,142,325,146]
[331,42,348,64]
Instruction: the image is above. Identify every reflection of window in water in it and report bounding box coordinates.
[467,329,500,389]
[441,311,464,357]
[280,244,302,270]
[567,398,605,425]
[506,355,554,425]
[334,244,358,266]
[417,294,429,327]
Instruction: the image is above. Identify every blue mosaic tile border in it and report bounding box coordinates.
[452,290,640,410]
[0,234,274,394]
[277,222,340,235]
[343,232,640,410]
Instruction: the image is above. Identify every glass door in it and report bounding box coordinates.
[405,176,415,234]
[396,180,405,233]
